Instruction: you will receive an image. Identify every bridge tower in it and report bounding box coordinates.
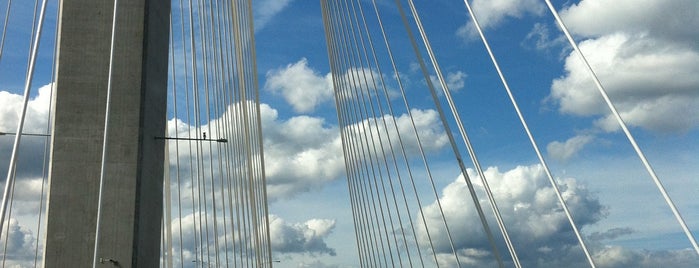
[42,0,170,266]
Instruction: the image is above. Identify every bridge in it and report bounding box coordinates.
[0,0,697,267]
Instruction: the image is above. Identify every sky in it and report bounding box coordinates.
[1,0,698,267]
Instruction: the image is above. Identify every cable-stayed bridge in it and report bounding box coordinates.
[0,0,697,267]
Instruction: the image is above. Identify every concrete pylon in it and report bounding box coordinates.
[43,0,170,267]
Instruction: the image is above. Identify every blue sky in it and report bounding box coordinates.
[0,0,697,267]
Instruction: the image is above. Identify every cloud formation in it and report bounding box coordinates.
[546,134,593,161]
[0,218,38,267]
[260,104,346,199]
[559,0,698,45]
[457,0,545,40]
[430,71,467,93]
[537,0,699,161]
[546,0,699,133]
[261,104,448,199]
[593,246,699,268]
[549,33,699,133]
[268,214,337,256]
[0,85,53,179]
[264,58,334,113]
[418,164,604,266]
[253,0,295,32]
[344,108,449,159]
[522,23,569,56]
[417,164,699,267]
[0,84,53,134]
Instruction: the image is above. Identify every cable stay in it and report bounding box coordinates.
[407,0,522,266]
[321,0,512,266]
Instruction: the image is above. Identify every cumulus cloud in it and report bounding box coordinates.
[548,34,699,133]
[1,85,53,177]
[264,58,334,113]
[546,0,699,134]
[344,108,449,159]
[0,84,53,134]
[593,246,699,268]
[588,227,635,242]
[164,101,447,202]
[522,23,569,56]
[268,214,337,256]
[559,0,699,45]
[0,85,55,266]
[430,71,467,93]
[168,212,337,266]
[334,67,400,102]
[418,164,605,266]
[264,58,401,114]
[260,104,346,199]
[0,218,39,267]
[161,100,339,201]
[413,164,699,267]
[457,0,545,40]
[547,134,594,161]
[261,103,448,199]
[295,260,340,268]
[253,0,295,31]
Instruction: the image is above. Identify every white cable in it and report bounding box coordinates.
[0,0,13,61]
[346,1,418,265]
[33,4,60,266]
[392,0,508,265]
[408,0,523,267]
[92,0,119,267]
[168,11,185,266]
[163,134,173,268]
[464,0,596,265]
[3,0,41,263]
[367,0,442,265]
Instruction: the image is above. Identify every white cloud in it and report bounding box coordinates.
[548,33,699,133]
[264,58,401,114]
[457,0,545,40]
[0,218,38,267]
[264,58,334,114]
[268,214,337,256]
[593,246,699,268]
[334,67,398,101]
[430,71,467,93]
[0,84,51,179]
[162,96,447,201]
[0,86,53,266]
[294,259,340,268]
[254,0,295,32]
[560,0,699,45]
[161,101,341,201]
[413,163,699,267]
[522,23,569,56]
[260,103,448,199]
[345,108,449,159]
[169,211,334,265]
[545,0,699,134]
[259,104,346,199]
[0,84,53,134]
[391,108,450,153]
[547,134,594,161]
[418,164,605,266]
[588,227,635,242]
[445,71,467,92]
